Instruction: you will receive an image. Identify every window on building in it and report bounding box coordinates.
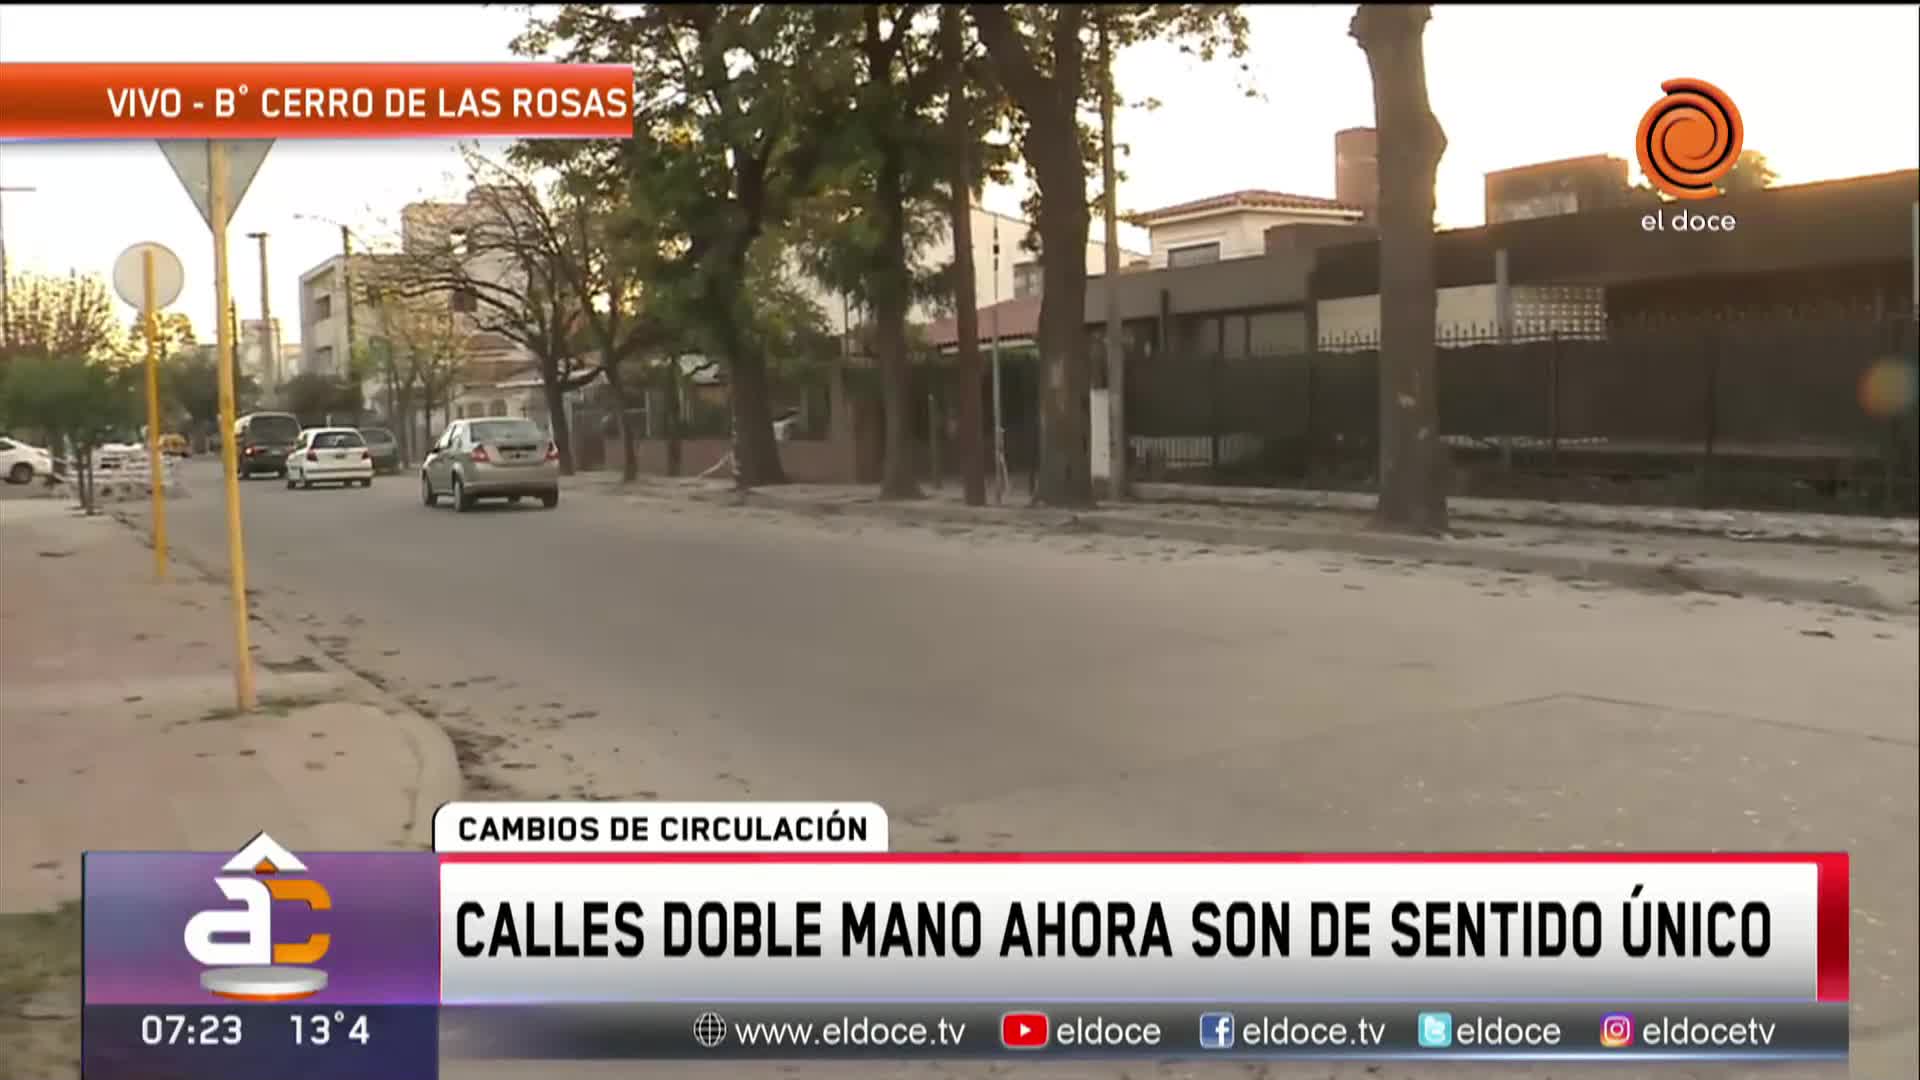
[313,295,332,321]
[489,399,508,417]
[1166,242,1221,268]
[1172,314,1221,358]
[1222,315,1249,360]
[451,287,478,314]
[1012,261,1042,300]
[1248,310,1307,356]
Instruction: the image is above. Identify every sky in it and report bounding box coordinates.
[1,3,1916,342]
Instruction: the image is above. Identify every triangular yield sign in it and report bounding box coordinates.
[157,139,274,229]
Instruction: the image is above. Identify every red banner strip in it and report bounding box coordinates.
[0,63,635,139]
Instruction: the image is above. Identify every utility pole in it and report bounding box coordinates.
[246,231,275,397]
[340,224,356,379]
[0,184,38,348]
[1099,12,1128,500]
[991,215,1008,503]
[228,300,244,395]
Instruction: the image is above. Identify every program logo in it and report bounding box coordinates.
[1599,1012,1635,1049]
[1635,78,1743,200]
[181,832,332,1001]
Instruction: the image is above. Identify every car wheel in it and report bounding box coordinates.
[507,494,522,505]
[421,473,438,507]
[452,476,475,513]
[285,476,296,490]
[6,463,32,485]
[539,489,559,509]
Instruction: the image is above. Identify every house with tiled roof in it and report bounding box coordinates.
[1125,188,1366,269]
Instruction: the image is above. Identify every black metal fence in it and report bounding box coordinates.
[1128,315,1920,515]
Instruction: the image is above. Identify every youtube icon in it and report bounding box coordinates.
[1000,1011,1050,1049]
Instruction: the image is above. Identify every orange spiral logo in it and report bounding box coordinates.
[1636,78,1743,200]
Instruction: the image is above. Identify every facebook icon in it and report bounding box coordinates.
[1199,1012,1236,1050]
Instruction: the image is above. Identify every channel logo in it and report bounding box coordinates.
[1199,1011,1235,1049]
[1417,1012,1454,1049]
[1600,1012,1635,1049]
[181,832,332,1001]
[1001,1011,1049,1049]
[1635,78,1743,200]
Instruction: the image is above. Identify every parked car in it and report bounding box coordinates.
[359,427,401,474]
[286,427,374,489]
[234,411,302,479]
[420,417,560,512]
[0,436,55,485]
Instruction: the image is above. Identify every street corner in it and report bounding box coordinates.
[231,697,458,852]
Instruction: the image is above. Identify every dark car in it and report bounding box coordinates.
[359,427,401,474]
[233,412,302,479]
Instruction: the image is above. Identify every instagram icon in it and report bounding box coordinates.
[1599,1013,1635,1049]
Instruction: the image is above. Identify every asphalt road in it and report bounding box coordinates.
[121,460,1916,1080]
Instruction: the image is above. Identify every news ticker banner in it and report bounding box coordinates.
[80,805,1848,1078]
[0,63,635,139]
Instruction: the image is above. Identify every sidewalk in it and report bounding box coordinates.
[0,499,461,1076]
[570,473,1919,615]
[0,499,461,911]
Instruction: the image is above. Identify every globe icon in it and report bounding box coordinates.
[692,1011,727,1049]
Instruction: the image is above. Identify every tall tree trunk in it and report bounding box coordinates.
[540,365,576,475]
[971,4,1093,507]
[1030,132,1094,508]
[663,372,685,477]
[607,369,639,483]
[1352,4,1449,533]
[943,6,987,507]
[717,254,786,488]
[875,145,922,500]
[729,348,786,487]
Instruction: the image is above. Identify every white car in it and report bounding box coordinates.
[285,427,375,489]
[0,435,56,484]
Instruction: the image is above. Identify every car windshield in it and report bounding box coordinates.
[360,429,396,445]
[469,420,543,445]
[310,431,365,450]
[247,416,300,443]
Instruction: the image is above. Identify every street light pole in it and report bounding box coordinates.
[0,184,38,348]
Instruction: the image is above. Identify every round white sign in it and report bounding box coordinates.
[112,241,186,310]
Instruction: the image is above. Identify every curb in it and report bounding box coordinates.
[1133,482,1920,552]
[585,483,1913,615]
[106,510,463,848]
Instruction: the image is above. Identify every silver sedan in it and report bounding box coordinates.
[420,418,561,512]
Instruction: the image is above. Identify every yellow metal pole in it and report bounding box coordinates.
[210,142,256,710]
[141,248,169,581]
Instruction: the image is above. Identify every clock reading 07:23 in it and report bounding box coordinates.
[140,1014,243,1046]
